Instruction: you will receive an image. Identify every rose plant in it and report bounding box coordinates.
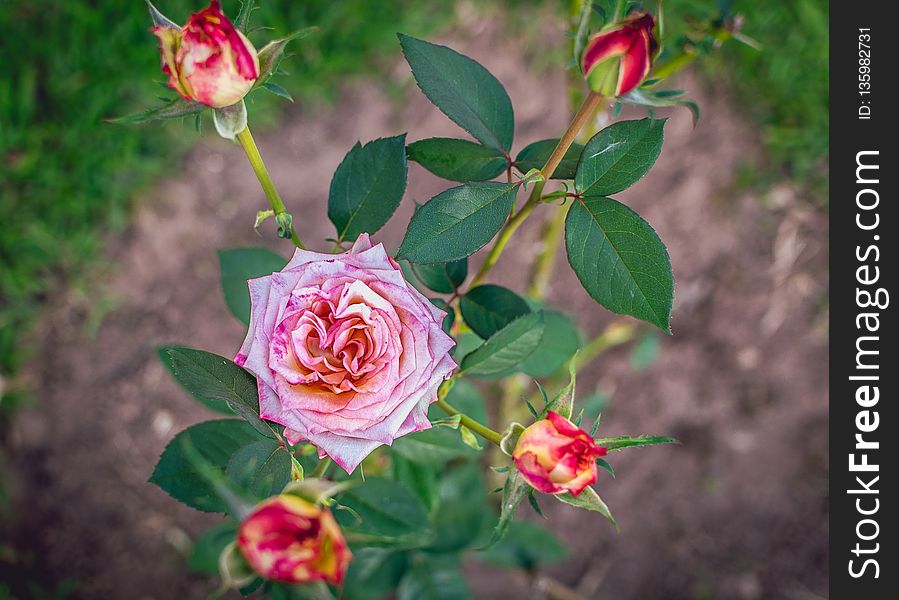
[115,1,748,597]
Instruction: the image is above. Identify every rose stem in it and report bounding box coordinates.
[235,125,304,249]
[435,379,504,445]
[469,91,604,288]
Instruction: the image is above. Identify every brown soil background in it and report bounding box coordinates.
[7,22,828,600]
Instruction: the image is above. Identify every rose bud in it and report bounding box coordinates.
[581,10,659,97]
[152,0,260,108]
[512,411,607,496]
[236,234,456,473]
[237,495,352,585]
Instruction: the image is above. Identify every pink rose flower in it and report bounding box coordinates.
[512,411,607,496]
[238,495,351,585]
[236,234,456,472]
[152,0,259,108]
[581,10,658,97]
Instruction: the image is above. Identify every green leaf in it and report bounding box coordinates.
[574,118,666,196]
[514,139,584,180]
[150,419,262,512]
[428,463,488,553]
[189,522,238,575]
[107,97,206,125]
[460,312,545,377]
[407,138,507,182]
[520,310,581,378]
[397,182,517,263]
[335,477,433,548]
[555,487,617,528]
[545,357,576,420]
[157,346,276,438]
[397,557,472,600]
[480,521,567,569]
[459,284,531,339]
[622,88,700,126]
[430,378,488,424]
[254,28,319,85]
[392,454,439,511]
[342,548,409,600]
[263,82,294,102]
[398,34,514,152]
[225,439,292,499]
[487,470,530,547]
[218,247,285,325]
[328,134,408,242]
[391,427,479,467]
[411,259,468,294]
[565,196,674,331]
[594,435,678,451]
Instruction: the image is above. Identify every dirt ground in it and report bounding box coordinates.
[6,21,828,600]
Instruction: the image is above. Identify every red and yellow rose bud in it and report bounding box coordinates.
[581,10,659,97]
[152,0,259,108]
[512,411,607,496]
[237,495,351,585]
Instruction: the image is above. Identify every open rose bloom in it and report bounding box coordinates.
[581,10,658,97]
[513,411,607,496]
[238,495,351,585]
[152,0,259,108]
[236,234,456,472]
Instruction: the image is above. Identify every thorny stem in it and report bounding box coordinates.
[435,379,504,445]
[470,91,604,287]
[236,125,304,249]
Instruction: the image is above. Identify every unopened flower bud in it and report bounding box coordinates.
[582,11,658,97]
[512,411,607,496]
[152,0,259,108]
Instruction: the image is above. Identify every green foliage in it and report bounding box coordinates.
[225,439,292,499]
[555,487,617,528]
[335,477,434,548]
[595,435,679,451]
[0,0,456,399]
[397,183,518,263]
[459,284,531,339]
[410,259,468,294]
[328,135,408,242]
[156,346,276,438]
[520,310,581,378]
[396,556,472,600]
[407,138,508,182]
[665,0,829,191]
[574,119,666,196]
[342,548,408,600]
[218,248,286,325]
[150,419,264,512]
[479,521,567,569]
[189,522,238,575]
[565,197,674,332]
[459,312,545,376]
[514,139,584,180]
[398,34,514,152]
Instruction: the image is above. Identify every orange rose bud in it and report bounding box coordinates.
[237,495,352,585]
[581,10,658,97]
[152,0,259,108]
[512,411,607,496]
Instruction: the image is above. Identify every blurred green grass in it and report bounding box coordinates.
[666,0,829,192]
[0,0,455,406]
[0,0,828,405]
